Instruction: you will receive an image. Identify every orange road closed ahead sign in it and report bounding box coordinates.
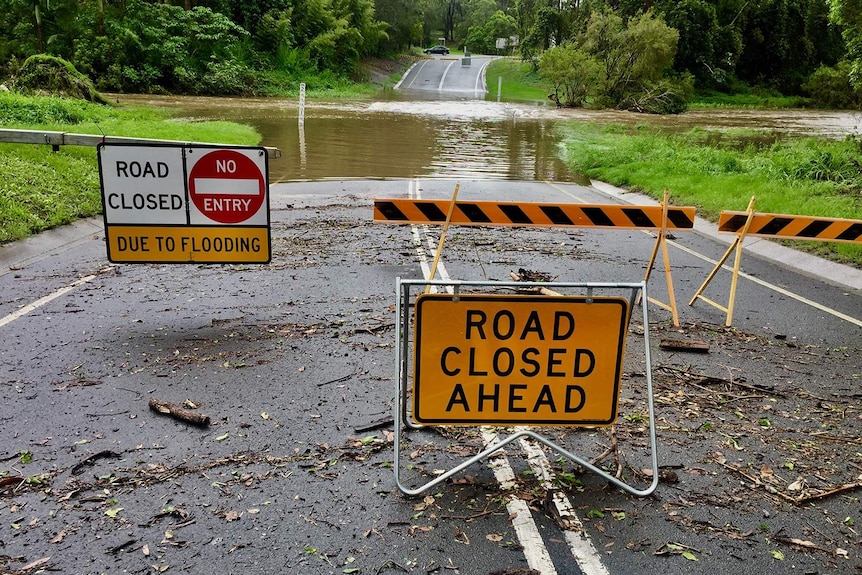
[413,294,629,426]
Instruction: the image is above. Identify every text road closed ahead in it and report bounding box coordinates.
[413,294,629,426]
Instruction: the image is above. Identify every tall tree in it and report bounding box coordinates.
[829,0,862,87]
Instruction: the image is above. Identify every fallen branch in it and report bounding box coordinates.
[659,337,710,353]
[148,398,211,427]
[70,450,121,476]
[509,271,562,296]
[354,415,394,433]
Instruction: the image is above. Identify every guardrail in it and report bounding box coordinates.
[0,128,282,159]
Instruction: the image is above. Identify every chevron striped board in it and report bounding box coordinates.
[719,211,862,243]
[374,199,696,230]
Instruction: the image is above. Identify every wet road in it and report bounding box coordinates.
[2,59,862,574]
[1,176,860,575]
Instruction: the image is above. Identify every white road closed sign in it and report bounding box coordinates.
[99,145,187,225]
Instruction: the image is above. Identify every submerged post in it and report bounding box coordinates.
[298,82,306,125]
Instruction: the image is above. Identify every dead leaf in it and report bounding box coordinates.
[224,510,241,522]
[785,538,819,549]
[19,557,51,572]
[487,533,504,542]
[143,544,150,556]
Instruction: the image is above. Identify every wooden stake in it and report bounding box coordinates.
[689,196,757,326]
[425,183,460,294]
[641,190,680,325]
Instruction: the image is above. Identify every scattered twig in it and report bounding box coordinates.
[106,539,138,555]
[438,508,497,521]
[810,432,862,446]
[657,365,784,397]
[148,397,211,427]
[509,270,562,296]
[354,415,394,433]
[352,323,395,335]
[71,450,121,476]
[793,482,862,504]
[317,374,352,387]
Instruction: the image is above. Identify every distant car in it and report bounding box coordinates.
[424,45,450,55]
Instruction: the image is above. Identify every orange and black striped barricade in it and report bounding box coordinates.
[690,196,862,326]
[374,195,697,325]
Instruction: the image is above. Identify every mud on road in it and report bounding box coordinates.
[1,196,860,575]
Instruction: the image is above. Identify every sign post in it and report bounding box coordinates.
[98,144,271,264]
[393,279,659,498]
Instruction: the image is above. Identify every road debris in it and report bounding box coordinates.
[148,397,211,426]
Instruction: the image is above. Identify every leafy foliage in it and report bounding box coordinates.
[12,54,110,104]
[539,8,685,113]
[803,61,862,109]
[0,0,388,95]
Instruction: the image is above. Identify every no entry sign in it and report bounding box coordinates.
[188,148,268,225]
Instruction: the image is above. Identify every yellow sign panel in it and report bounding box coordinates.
[413,294,629,426]
[105,225,270,263]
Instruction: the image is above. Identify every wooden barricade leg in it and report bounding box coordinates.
[641,190,680,326]
[425,184,460,294]
[689,196,757,326]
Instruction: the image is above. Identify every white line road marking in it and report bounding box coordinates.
[482,430,559,575]
[438,60,457,91]
[411,180,610,575]
[519,433,611,575]
[0,274,97,329]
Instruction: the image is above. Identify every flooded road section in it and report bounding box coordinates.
[116,93,862,183]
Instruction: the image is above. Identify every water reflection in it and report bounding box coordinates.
[115,93,862,184]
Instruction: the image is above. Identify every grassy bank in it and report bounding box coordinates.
[0,93,260,244]
[485,58,549,103]
[558,123,862,265]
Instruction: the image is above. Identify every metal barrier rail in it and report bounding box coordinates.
[0,128,282,159]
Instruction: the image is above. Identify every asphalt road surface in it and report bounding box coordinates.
[397,54,496,96]
[1,176,860,575]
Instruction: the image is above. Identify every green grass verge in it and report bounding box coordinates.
[485,58,550,103]
[0,93,261,244]
[557,122,862,265]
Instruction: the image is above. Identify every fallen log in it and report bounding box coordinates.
[148,397,211,427]
[659,337,710,353]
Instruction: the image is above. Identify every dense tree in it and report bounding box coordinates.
[829,0,862,87]
[540,8,687,112]
[0,0,855,103]
[375,0,425,50]
[465,9,517,54]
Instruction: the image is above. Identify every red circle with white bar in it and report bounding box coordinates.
[188,149,265,224]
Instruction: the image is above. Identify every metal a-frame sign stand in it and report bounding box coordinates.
[392,278,660,497]
[378,188,674,497]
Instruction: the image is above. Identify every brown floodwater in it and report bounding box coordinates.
[115,92,862,183]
